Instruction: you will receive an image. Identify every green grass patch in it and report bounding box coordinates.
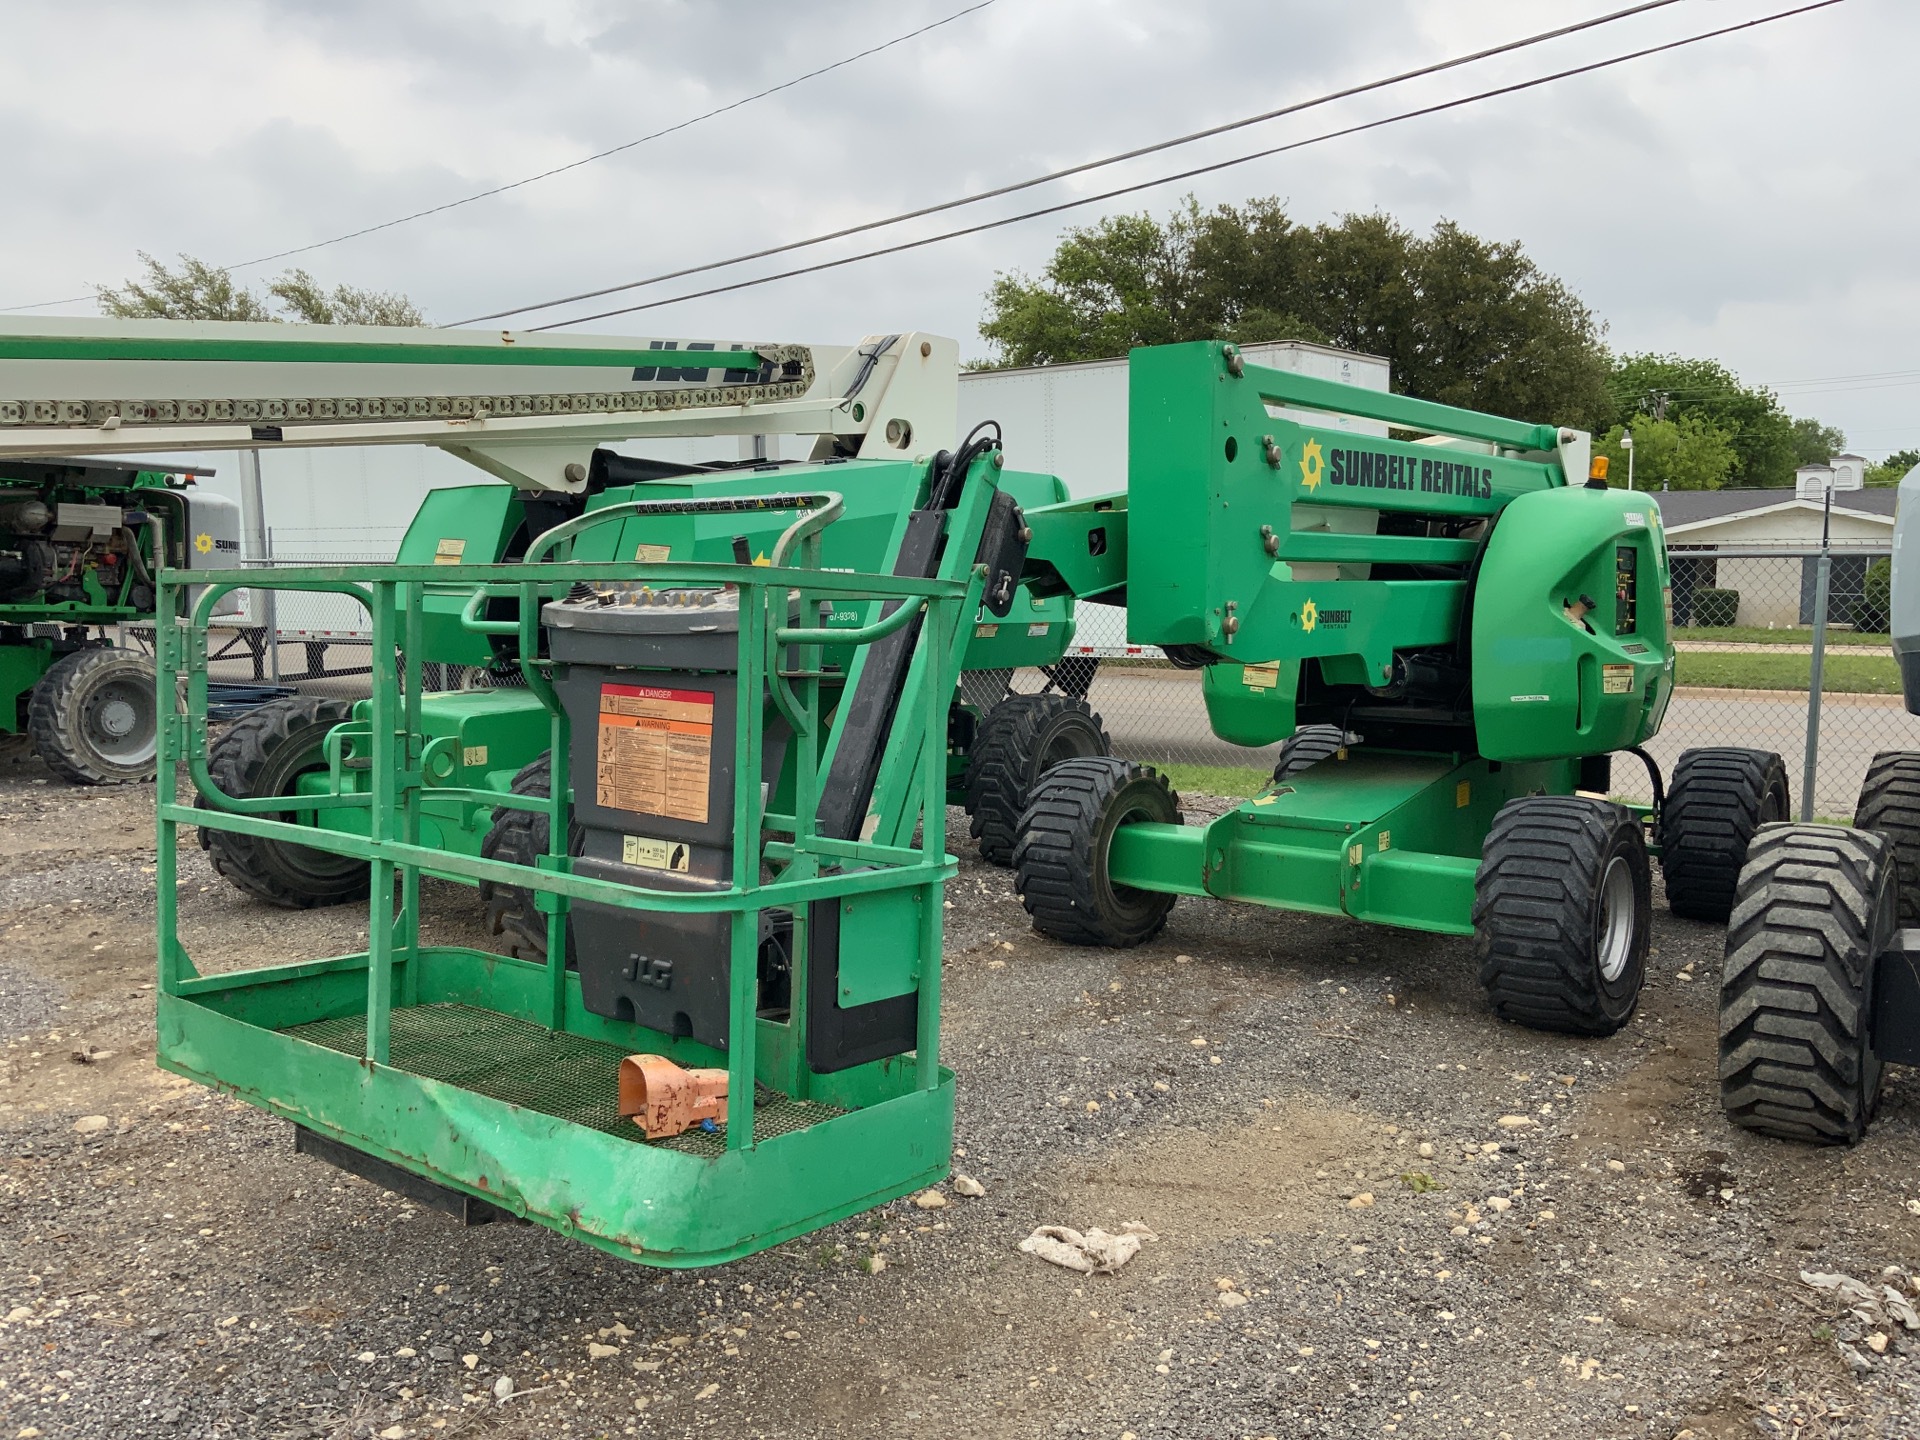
[1156,762,1271,797]
[1675,650,1901,693]
[1674,625,1888,647]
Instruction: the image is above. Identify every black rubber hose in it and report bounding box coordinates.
[930,419,1004,511]
[118,526,153,587]
[1625,745,1666,814]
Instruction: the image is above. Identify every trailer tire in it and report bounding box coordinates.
[1014,757,1180,948]
[1474,796,1650,1036]
[1719,824,1890,1144]
[1854,751,1920,925]
[27,646,158,785]
[1658,747,1790,922]
[480,752,581,962]
[1272,724,1351,782]
[965,694,1111,866]
[198,696,369,907]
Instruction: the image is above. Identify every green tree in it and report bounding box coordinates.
[267,268,425,326]
[1604,356,1846,489]
[1865,448,1919,486]
[980,200,1611,428]
[1789,416,1846,467]
[97,252,424,325]
[96,252,274,321]
[1594,413,1737,491]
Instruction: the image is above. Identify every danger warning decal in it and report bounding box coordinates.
[596,682,713,823]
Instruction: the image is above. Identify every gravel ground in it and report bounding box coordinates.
[1,753,1917,1440]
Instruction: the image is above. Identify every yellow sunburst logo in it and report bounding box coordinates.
[1298,437,1325,493]
[1300,598,1318,634]
[193,532,214,554]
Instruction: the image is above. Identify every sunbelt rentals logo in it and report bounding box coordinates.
[1297,597,1350,633]
[1298,437,1325,493]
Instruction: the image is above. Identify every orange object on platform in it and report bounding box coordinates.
[618,1054,730,1139]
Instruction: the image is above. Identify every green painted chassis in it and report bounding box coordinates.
[161,539,982,1266]
[1112,750,1657,937]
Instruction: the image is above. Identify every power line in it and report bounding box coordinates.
[456,0,1693,326]
[0,0,998,316]
[530,0,1846,331]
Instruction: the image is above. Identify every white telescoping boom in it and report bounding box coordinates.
[0,318,959,488]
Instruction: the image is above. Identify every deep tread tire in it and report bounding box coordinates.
[965,694,1111,866]
[1658,747,1790,922]
[1718,824,1890,1144]
[27,646,157,784]
[1854,751,1920,925]
[1272,724,1350,782]
[1013,757,1180,948]
[198,696,370,908]
[479,752,580,961]
[1474,796,1650,1036]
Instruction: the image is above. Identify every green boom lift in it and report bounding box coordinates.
[1,457,241,782]
[0,320,1818,1270]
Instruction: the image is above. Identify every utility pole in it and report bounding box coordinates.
[1800,482,1833,821]
[1622,431,1635,491]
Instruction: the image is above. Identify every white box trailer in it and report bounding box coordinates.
[179,340,1391,660]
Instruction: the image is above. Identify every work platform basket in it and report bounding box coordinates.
[156,544,967,1267]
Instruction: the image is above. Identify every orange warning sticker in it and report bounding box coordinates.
[596,682,713,822]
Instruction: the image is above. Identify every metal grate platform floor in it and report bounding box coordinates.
[283,1003,842,1158]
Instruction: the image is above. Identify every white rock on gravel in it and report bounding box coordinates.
[493,1375,515,1401]
[1019,1222,1158,1275]
[912,1189,948,1210]
[72,1115,109,1134]
[952,1174,986,1197]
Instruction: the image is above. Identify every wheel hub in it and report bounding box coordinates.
[1598,855,1636,982]
[96,697,137,739]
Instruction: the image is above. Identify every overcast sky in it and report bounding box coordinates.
[0,0,1911,457]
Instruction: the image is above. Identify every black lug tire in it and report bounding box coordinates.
[965,694,1111,866]
[479,752,581,962]
[1658,747,1790,922]
[1013,757,1180,948]
[1719,824,1890,1144]
[27,646,158,785]
[1474,796,1651,1036]
[1854,751,1920,925]
[198,696,370,908]
[1272,724,1351,783]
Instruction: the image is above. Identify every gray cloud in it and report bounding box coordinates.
[0,0,1911,452]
